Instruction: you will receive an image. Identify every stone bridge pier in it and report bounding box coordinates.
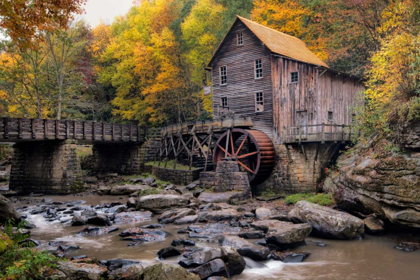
[10,140,83,194]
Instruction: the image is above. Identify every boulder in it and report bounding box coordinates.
[136,264,199,280]
[158,208,196,224]
[71,214,87,226]
[157,246,181,259]
[0,194,20,224]
[220,247,246,276]
[219,236,269,260]
[113,211,152,225]
[86,215,111,226]
[187,223,244,239]
[108,264,144,280]
[127,197,138,208]
[179,248,223,268]
[110,185,149,195]
[171,238,195,247]
[252,220,312,250]
[56,261,107,280]
[142,177,155,185]
[99,259,140,271]
[191,259,227,279]
[137,194,190,213]
[255,207,272,220]
[271,251,310,263]
[199,209,241,222]
[364,217,385,234]
[288,201,364,239]
[198,191,244,204]
[174,215,198,225]
[96,186,112,195]
[77,227,119,236]
[120,228,170,242]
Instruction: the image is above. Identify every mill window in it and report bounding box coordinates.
[255,91,264,112]
[237,32,243,46]
[221,97,228,108]
[291,71,299,83]
[328,111,334,121]
[255,59,263,79]
[220,66,227,85]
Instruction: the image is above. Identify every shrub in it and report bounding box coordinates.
[284,193,334,206]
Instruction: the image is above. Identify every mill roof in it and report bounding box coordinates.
[208,16,329,68]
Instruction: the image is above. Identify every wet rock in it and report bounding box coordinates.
[165,184,175,191]
[198,191,244,204]
[108,264,144,280]
[70,255,88,260]
[87,215,111,226]
[187,223,243,239]
[395,241,420,252]
[171,238,195,246]
[56,260,108,279]
[220,247,246,276]
[158,208,196,224]
[58,244,80,252]
[288,201,364,239]
[42,198,53,204]
[18,238,40,247]
[252,220,312,250]
[271,251,310,263]
[127,241,142,247]
[120,228,170,242]
[137,194,190,213]
[127,197,138,208]
[364,217,385,234]
[175,186,188,194]
[110,184,150,195]
[30,208,45,215]
[178,229,188,234]
[158,246,182,259]
[140,223,163,229]
[81,208,97,218]
[199,209,241,222]
[179,248,223,268]
[219,236,269,261]
[174,215,198,225]
[136,264,199,280]
[77,227,119,236]
[186,183,198,190]
[255,207,272,220]
[113,211,152,224]
[23,222,37,229]
[191,258,227,279]
[100,259,140,271]
[84,176,98,184]
[238,231,265,239]
[97,186,112,195]
[48,241,64,246]
[71,213,86,226]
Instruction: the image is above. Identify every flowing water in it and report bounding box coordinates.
[15,195,420,280]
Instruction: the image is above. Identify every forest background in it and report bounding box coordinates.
[0,0,419,139]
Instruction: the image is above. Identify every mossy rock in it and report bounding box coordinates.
[0,231,13,254]
[135,263,200,280]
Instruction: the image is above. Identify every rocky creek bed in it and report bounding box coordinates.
[4,187,420,280]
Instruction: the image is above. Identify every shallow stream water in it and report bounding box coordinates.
[15,195,420,280]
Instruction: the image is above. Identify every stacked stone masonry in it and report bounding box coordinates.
[10,140,83,194]
[152,166,201,185]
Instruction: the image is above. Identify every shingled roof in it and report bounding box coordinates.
[208,16,328,68]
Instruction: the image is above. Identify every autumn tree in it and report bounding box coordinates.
[0,0,87,49]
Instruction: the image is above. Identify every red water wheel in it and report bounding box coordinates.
[213,128,276,185]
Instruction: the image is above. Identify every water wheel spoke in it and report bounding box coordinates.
[230,132,235,156]
[237,160,256,174]
[236,134,248,155]
[217,144,232,157]
[237,151,259,159]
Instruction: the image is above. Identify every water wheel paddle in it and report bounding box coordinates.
[213,128,275,185]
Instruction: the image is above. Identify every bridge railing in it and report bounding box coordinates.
[283,123,352,144]
[0,118,147,143]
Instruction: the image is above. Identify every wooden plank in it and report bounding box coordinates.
[31,119,36,139]
[18,118,22,139]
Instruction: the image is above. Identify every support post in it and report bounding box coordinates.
[321,123,325,144]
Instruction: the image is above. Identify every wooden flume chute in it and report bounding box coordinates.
[151,117,275,185]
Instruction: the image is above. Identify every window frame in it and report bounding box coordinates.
[290,71,299,84]
[221,97,228,108]
[328,111,334,122]
[254,91,264,112]
[255,58,263,79]
[219,65,227,86]
[237,32,243,46]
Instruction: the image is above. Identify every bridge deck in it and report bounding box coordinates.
[0,118,146,143]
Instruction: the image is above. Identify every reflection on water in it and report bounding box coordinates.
[16,195,420,280]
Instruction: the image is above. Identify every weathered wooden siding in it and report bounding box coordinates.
[271,57,365,144]
[211,21,274,138]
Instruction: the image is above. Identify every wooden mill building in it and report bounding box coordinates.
[206,16,364,193]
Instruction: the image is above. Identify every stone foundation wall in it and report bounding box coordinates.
[9,140,83,194]
[256,143,343,194]
[92,143,144,175]
[152,166,201,185]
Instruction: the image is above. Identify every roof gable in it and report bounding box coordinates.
[207,16,328,68]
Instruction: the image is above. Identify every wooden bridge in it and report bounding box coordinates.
[0,117,147,143]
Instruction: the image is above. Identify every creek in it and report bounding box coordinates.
[14,194,420,280]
